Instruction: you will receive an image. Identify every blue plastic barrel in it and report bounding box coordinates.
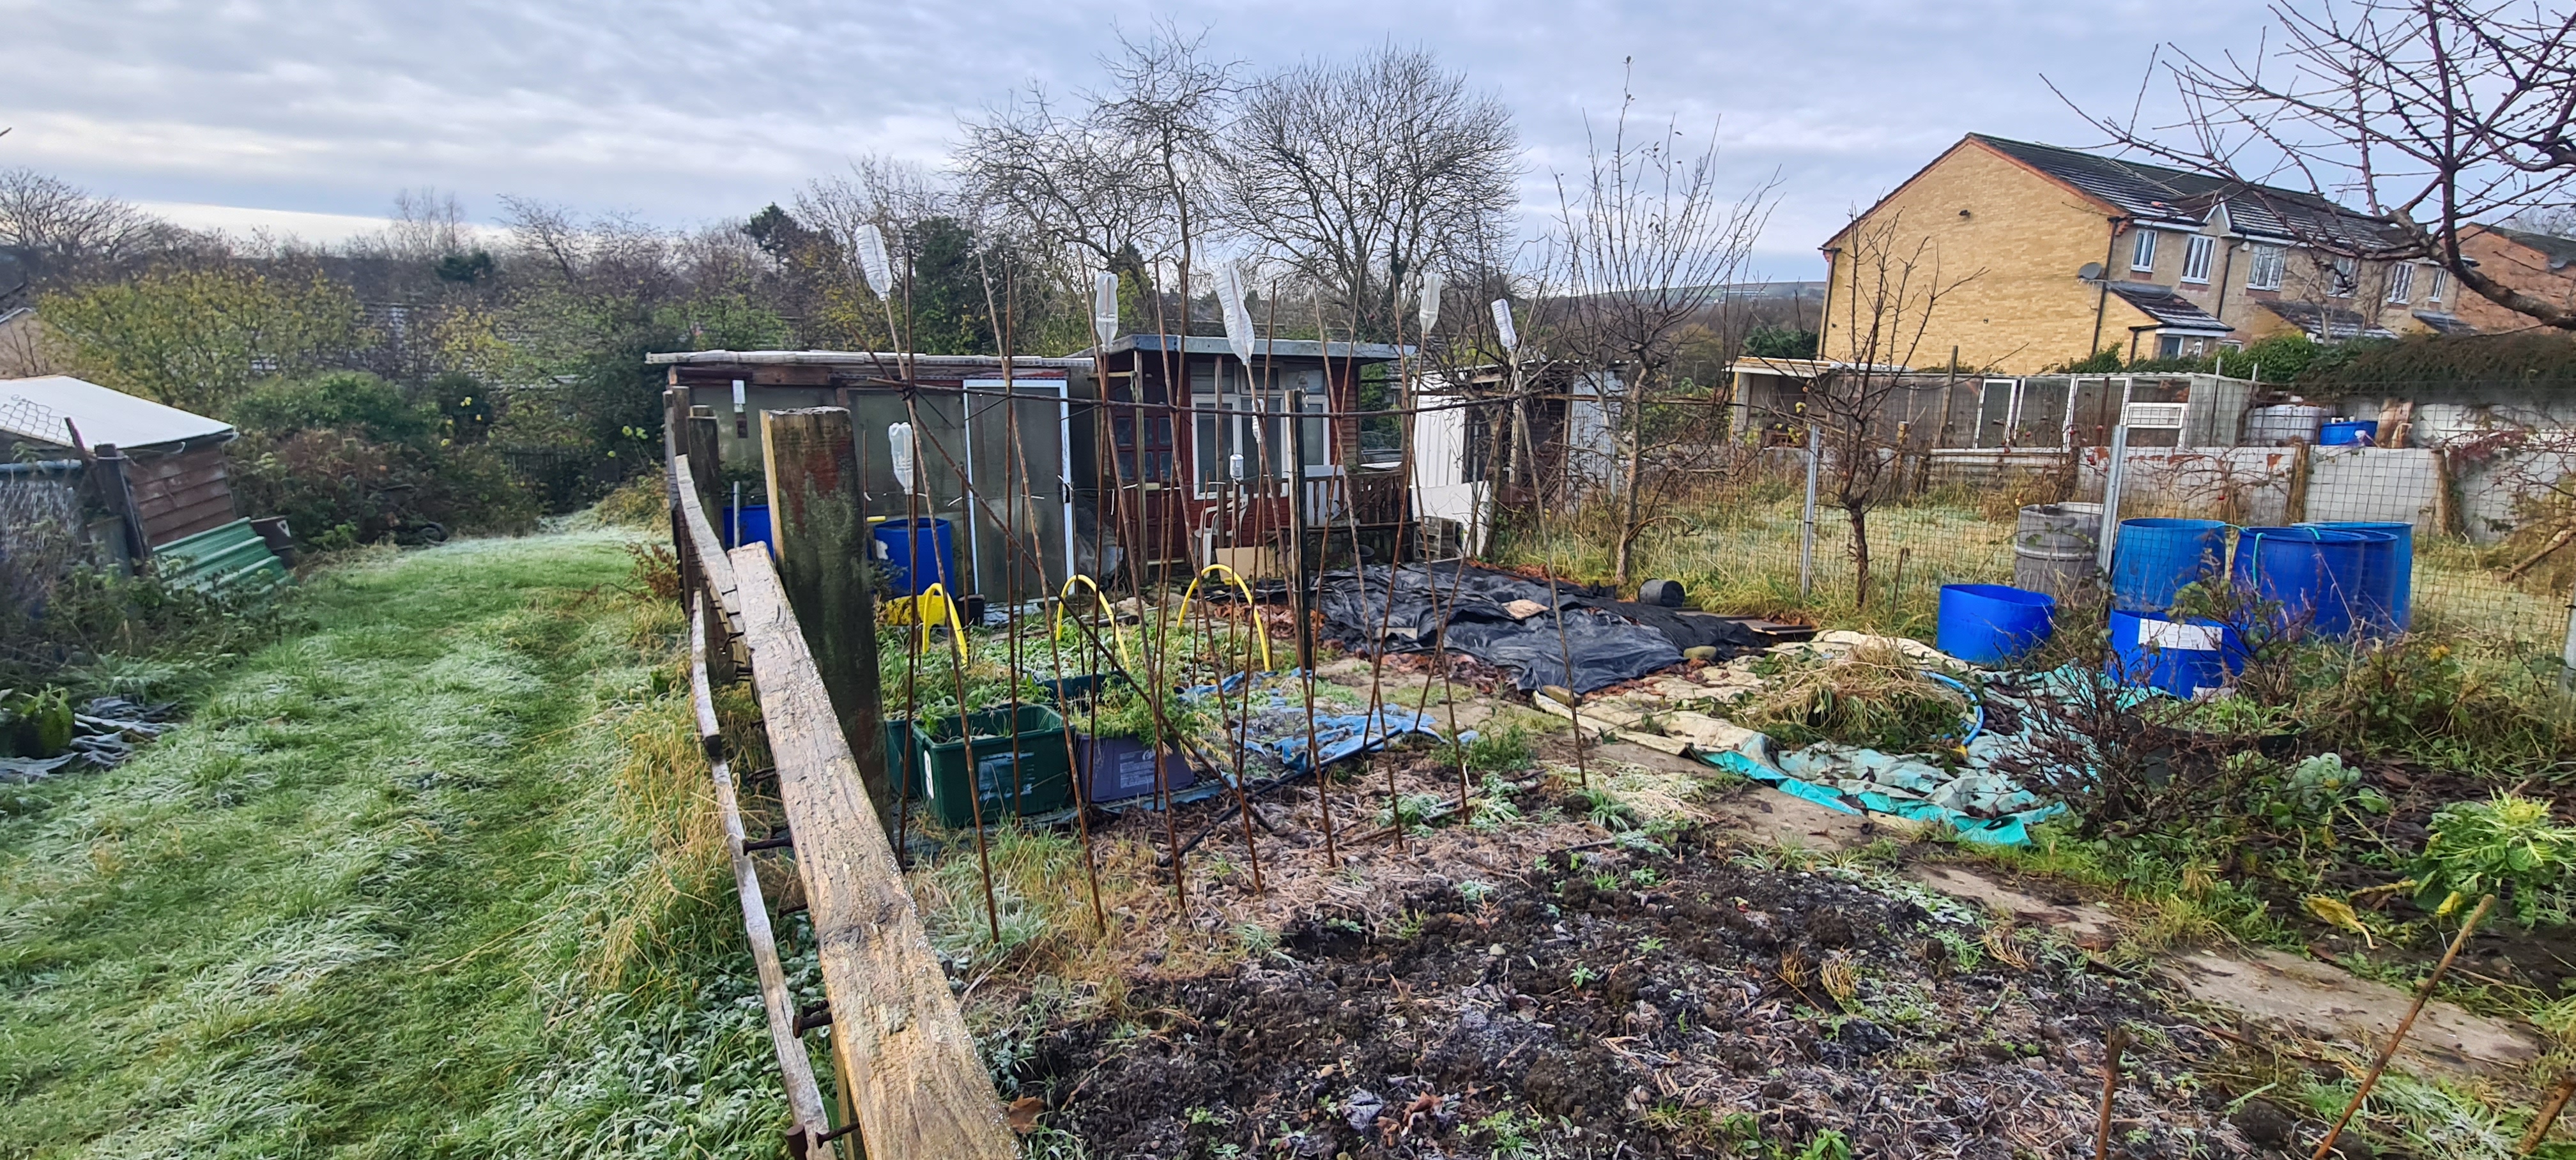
[873,517,958,596]
[2109,518,2230,614]
[2108,610,2247,697]
[1937,583,2057,666]
[2232,526,2390,638]
[2319,420,2377,446]
[721,504,774,554]
[2303,521,2412,634]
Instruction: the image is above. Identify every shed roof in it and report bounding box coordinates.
[647,350,1091,374]
[0,376,234,452]
[1099,334,1411,362]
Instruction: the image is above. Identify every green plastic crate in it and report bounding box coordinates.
[909,705,1072,828]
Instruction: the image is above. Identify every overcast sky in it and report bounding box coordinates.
[1,0,2262,279]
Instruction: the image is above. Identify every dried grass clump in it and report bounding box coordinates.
[1726,641,1969,752]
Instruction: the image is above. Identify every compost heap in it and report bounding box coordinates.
[1313,565,1761,694]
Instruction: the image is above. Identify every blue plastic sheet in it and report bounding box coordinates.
[1182,671,1448,774]
[1682,666,2129,846]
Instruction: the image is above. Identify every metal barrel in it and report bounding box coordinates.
[2011,502,2102,604]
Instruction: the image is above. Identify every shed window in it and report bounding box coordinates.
[2181,236,2215,284]
[2130,229,2158,272]
[2247,245,2285,290]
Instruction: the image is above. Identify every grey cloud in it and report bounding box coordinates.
[1,0,2260,275]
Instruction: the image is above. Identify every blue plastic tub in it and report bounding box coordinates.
[2302,521,2412,634]
[1936,583,2056,666]
[2231,526,2392,639]
[2109,518,2230,613]
[873,517,958,597]
[720,504,774,555]
[2319,420,2377,446]
[2108,610,2246,698]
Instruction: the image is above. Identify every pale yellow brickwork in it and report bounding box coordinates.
[1820,141,2128,374]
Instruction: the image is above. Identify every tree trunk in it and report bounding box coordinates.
[1847,500,1873,611]
[1614,371,1649,588]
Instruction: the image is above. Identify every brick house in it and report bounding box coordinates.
[2448,225,2576,333]
[1819,135,2463,374]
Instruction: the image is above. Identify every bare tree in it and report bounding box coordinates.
[2067,0,2576,329]
[0,169,179,286]
[1550,81,1775,585]
[1806,213,1980,606]
[1220,45,1517,340]
[374,188,472,263]
[960,22,1230,323]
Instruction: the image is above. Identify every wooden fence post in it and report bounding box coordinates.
[686,407,724,514]
[761,408,892,832]
[90,443,150,565]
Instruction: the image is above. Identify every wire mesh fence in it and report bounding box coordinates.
[1504,436,2575,668]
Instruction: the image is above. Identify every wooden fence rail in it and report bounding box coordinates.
[670,436,1015,1160]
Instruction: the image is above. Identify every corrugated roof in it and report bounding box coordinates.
[2104,282,2234,333]
[1969,135,2402,249]
[0,376,234,451]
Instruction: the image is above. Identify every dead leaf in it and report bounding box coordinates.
[2303,894,2375,947]
[1007,1095,1045,1134]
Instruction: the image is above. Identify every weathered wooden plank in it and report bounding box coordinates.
[760,408,891,834]
[673,455,742,630]
[730,544,1018,1160]
[691,593,836,1154]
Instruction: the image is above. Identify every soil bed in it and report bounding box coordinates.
[1025,828,2251,1159]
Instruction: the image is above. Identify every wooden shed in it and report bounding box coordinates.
[0,376,240,546]
[1089,334,1409,574]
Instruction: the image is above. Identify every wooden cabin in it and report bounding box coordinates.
[1087,335,1409,577]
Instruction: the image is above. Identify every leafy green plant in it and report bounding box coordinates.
[0,686,74,757]
[1567,784,1639,830]
[1441,724,1535,774]
[2412,795,2576,925]
[1377,791,1448,835]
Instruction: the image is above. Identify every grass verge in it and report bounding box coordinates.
[0,528,795,1159]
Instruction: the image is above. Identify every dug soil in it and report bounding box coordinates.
[1027,827,2257,1159]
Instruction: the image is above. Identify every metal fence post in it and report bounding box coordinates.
[2097,424,2129,574]
[2559,580,2576,692]
[1799,422,1820,600]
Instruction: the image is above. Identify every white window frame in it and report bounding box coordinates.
[2384,262,2414,304]
[2181,235,2215,284]
[2248,244,2285,291]
[2130,229,2158,273]
[2329,256,2359,298]
[2426,266,2448,303]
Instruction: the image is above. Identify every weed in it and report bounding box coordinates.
[1568,963,1600,990]
[2413,794,2576,926]
[1567,784,1639,830]
[1457,880,1496,906]
[1441,724,1535,774]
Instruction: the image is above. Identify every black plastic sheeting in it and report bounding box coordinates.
[1315,564,1717,694]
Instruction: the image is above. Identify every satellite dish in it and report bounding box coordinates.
[2077,262,2104,281]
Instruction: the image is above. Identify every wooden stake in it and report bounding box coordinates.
[2094,1024,2129,1160]
[762,408,892,836]
[2517,1074,2576,1157]
[2311,894,2496,1160]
